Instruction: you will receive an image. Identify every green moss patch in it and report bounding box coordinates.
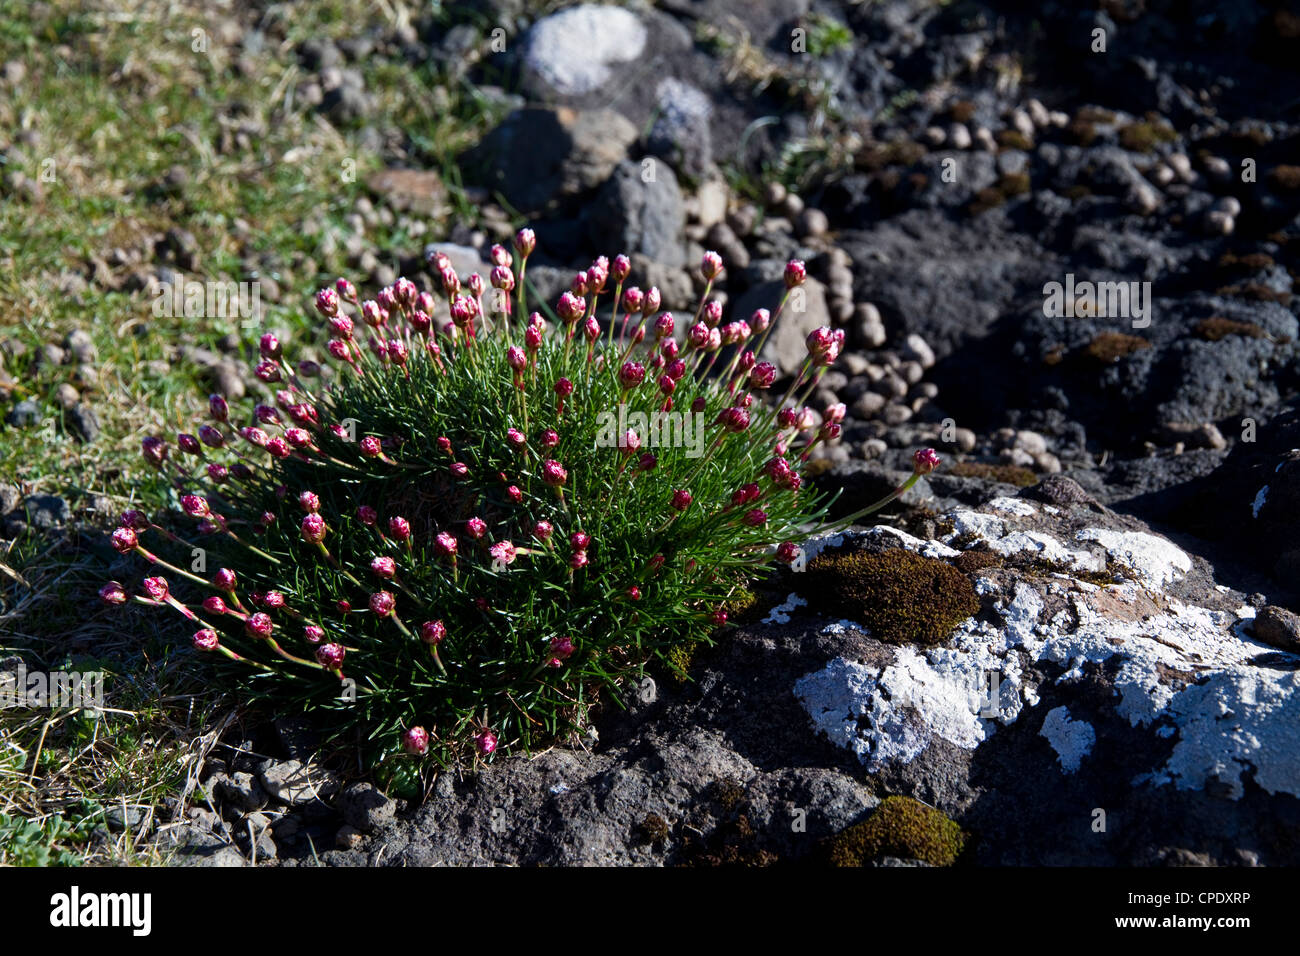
[806,548,979,646]
[826,796,967,867]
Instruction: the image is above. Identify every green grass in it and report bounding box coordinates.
[0,0,506,864]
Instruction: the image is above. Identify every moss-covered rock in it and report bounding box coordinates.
[1193,316,1266,342]
[826,796,967,867]
[806,548,979,646]
[1083,331,1151,363]
[948,461,1038,487]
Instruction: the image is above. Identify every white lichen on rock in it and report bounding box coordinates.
[1040,706,1095,772]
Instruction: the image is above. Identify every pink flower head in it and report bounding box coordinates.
[743,508,768,527]
[356,505,378,526]
[299,491,321,513]
[259,333,281,360]
[177,433,200,456]
[315,286,339,317]
[99,582,127,605]
[208,394,229,421]
[618,430,641,455]
[316,643,346,670]
[245,613,274,639]
[541,429,560,449]
[732,482,761,507]
[570,550,588,570]
[691,396,707,414]
[359,435,383,458]
[474,729,498,756]
[711,609,729,626]
[571,272,589,297]
[254,360,281,383]
[466,517,487,539]
[554,377,574,399]
[583,316,601,342]
[201,595,227,615]
[420,620,447,646]
[394,276,417,308]
[612,254,631,282]
[776,541,802,564]
[626,586,642,601]
[777,407,799,429]
[913,447,942,475]
[653,312,675,340]
[533,520,554,541]
[329,314,355,339]
[671,489,693,511]
[336,276,357,301]
[179,495,208,519]
[111,527,139,554]
[642,286,661,315]
[525,323,543,350]
[688,321,710,349]
[377,286,398,314]
[506,485,523,503]
[213,568,237,591]
[557,292,585,325]
[410,310,432,333]
[403,726,430,756]
[764,456,793,482]
[737,350,756,373]
[298,624,322,644]
[784,258,807,288]
[387,339,409,366]
[450,461,469,479]
[751,308,771,333]
[265,437,290,459]
[301,513,327,543]
[468,273,486,299]
[506,345,527,372]
[542,459,568,487]
[434,532,458,559]
[623,286,644,313]
[618,361,646,390]
[436,436,453,455]
[570,531,592,552]
[489,540,517,565]
[717,406,751,433]
[141,435,168,467]
[506,427,526,450]
[193,628,220,651]
[120,510,149,531]
[388,516,411,542]
[820,422,842,441]
[241,426,269,448]
[705,301,724,329]
[450,295,478,328]
[750,362,777,389]
[490,265,515,292]
[327,339,351,361]
[701,250,724,280]
[513,228,536,257]
[549,635,575,660]
[639,452,658,471]
[806,326,836,358]
[369,591,396,617]
[361,299,386,327]
[285,427,312,448]
[370,556,397,579]
[490,243,512,268]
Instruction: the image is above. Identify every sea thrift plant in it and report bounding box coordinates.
[110,238,938,768]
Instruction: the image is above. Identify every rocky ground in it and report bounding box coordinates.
[6,0,1300,865]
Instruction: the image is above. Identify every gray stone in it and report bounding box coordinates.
[588,160,686,268]
[522,5,647,97]
[6,399,40,428]
[259,759,341,806]
[216,771,269,814]
[1253,606,1300,651]
[67,404,100,443]
[336,782,398,833]
[731,277,831,377]
[23,495,69,530]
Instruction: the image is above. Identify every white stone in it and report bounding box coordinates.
[524,6,647,97]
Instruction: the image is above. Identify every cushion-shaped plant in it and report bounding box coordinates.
[103,235,938,769]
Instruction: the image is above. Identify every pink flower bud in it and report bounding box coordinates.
[301,513,327,543]
[434,532,458,559]
[315,287,339,317]
[450,296,478,327]
[403,726,430,756]
[533,520,553,541]
[639,453,658,471]
[176,433,200,456]
[299,491,320,513]
[776,542,801,564]
[359,435,383,458]
[265,437,290,459]
[751,308,771,333]
[259,333,281,359]
[255,360,281,383]
[583,316,601,342]
[506,427,526,451]
[99,582,127,605]
[506,345,527,372]
[304,624,324,644]
[466,517,487,539]
[354,505,377,526]
[141,436,168,467]
[474,729,497,755]
[623,286,644,313]
[691,396,706,414]
[387,339,409,366]
[111,527,139,553]
[717,406,751,433]
[193,628,219,651]
[316,643,346,670]
[506,485,523,503]
[554,377,574,398]
[513,228,536,257]
[120,510,149,531]
[490,265,515,292]
[671,489,693,512]
[701,250,724,280]
[421,620,447,645]
[180,494,209,518]
[388,516,411,541]
[542,459,568,487]
[369,591,396,617]
[436,436,453,455]
[913,447,941,475]
[750,362,777,388]
[570,531,591,551]
[704,301,724,329]
[619,430,641,455]
[612,254,631,282]
[557,292,585,324]
[329,315,354,339]
[449,461,469,479]
[336,277,357,301]
[525,323,543,350]
[213,568,237,591]
[711,609,728,626]
[784,258,807,288]
[370,556,397,579]
[570,550,588,570]
[549,635,575,659]
[208,394,229,421]
[820,422,842,441]
[142,576,169,602]
[618,361,646,389]
[203,595,227,615]
[688,322,710,349]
